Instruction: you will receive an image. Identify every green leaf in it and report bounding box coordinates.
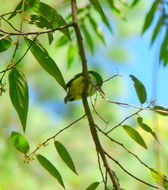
[159,30,168,65]
[85,182,100,190]
[25,37,66,90]
[27,1,70,39]
[0,34,13,52]
[142,0,159,34]
[8,68,29,132]
[67,44,75,68]
[54,141,78,175]
[151,15,163,45]
[123,125,147,149]
[106,0,120,14]
[88,15,105,44]
[131,0,140,7]
[10,131,29,154]
[8,0,23,20]
[137,117,159,142]
[130,75,147,104]
[82,25,94,53]
[37,154,65,188]
[89,0,112,32]
[153,105,168,116]
[56,35,69,47]
[47,32,54,45]
[151,168,168,188]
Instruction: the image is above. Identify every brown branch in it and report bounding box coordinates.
[70,0,120,189]
[25,115,86,162]
[104,152,161,189]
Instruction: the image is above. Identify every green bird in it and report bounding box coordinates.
[64,71,104,103]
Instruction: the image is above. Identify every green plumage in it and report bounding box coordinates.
[64,71,103,103]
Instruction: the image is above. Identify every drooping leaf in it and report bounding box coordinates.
[0,34,13,53]
[153,105,168,116]
[47,32,54,45]
[82,25,94,53]
[123,125,147,149]
[67,44,75,68]
[130,75,147,104]
[159,30,168,66]
[151,168,168,188]
[10,131,29,154]
[8,68,29,132]
[131,0,140,7]
[88,15,105,44]
[89,0,112,32]
[137,117,159,142]
[142,0,159,34]
[25,37,66,90]
[37,154,65,188]
[85,182,100,190]
[54,141,78,175]
[27,1,70,39]
[151,15,163,45]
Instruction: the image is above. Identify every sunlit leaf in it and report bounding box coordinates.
[67,44,75,68]
[123,125,147,149]
[25,37,66,90]
[82,25,94,53]
[56,35,69,47]
[27,1,70,39]
[47,32,54,45]
[10,131,29,153]
[130,75,147,104]
[85,182,100,190]
[0,34,13,53]
[54,141,78,175]
[142,0,159,34]
[137,117,159,142]
[88,15,105,44]
[37,154,65,188]
[106,0,120,14]
[8,68,29,132]
[89,0,112,32]
[151,15,163,45]
[153,105,168,116]
[151,168,168,188]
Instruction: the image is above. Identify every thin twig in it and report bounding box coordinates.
[25,115,86,161]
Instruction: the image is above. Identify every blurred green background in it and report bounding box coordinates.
[0,0,168,190]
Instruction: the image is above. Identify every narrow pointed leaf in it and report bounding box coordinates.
[151,168,168,188]
[27,1,70,39]
[10,131,29,153]
[54,141,78,175]
[85,182,100,190]
[153,105,168,116]
[47,32,54,45]
[130,75,147,104]
[159,30,168,65]
[0,34,13,52]
[25,37,66,90]
[137,117,159,142]
[131,0,140,7]
[123,125,147,149]
[8,0,23,20]
[67,44,75,68]
[89,0,112,32]
[142,0,159,34]
[8,68,29,132]
[37,154,65,188]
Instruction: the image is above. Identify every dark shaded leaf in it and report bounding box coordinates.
[159,30,168,66]
[67,44,75,68]
[151,168,168,188]
[142,0,159,34]
[54,141,78,175]
[47,32,54,45]
[123,125,147,149]
[37,154,65,188]
[153,105,168,116]
[8,68,29,132]
[82,25,94,53]
[0,34,13,52]
[137,117,159,142]
[88,15,105,44]
[27,1,70,39]
[131,0,140,7]
[10,131,29,153]
[85,182,100,190]
[25,37,66,90]
[130,75,147,104]
[8,0,23,20]
[89,0,112,32]
[151,15,163,45]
